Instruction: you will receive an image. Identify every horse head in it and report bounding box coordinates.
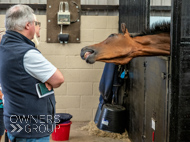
[80,22,170,65]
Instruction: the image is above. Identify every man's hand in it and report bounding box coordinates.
[45,82,53,91]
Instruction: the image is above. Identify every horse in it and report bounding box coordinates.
[80,22,170,65]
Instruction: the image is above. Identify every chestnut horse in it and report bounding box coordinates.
[80,22,170,65]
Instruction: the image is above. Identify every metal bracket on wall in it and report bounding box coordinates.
[47,0,81,43]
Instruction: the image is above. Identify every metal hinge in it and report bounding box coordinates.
[161,72,170,80]
[144,61,147,67]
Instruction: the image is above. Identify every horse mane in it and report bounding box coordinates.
[131,21,170,37]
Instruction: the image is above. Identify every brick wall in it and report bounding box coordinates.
[0,15,119,121]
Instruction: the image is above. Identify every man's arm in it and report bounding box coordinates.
[24,50,64,89]
[46,69,64,88]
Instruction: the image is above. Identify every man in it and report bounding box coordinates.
[0,4,64,142]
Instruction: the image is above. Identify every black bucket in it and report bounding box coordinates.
[94,104,102,124]
[97,104,126,133]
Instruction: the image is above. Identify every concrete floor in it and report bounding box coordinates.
[1,121,130,142]
[50,121,130,142]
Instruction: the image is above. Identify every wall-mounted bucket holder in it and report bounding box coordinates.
[58,33,69,43]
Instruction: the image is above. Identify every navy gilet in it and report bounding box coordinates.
[0,31,56,138]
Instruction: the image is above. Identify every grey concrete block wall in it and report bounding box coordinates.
[20,0,29,3]
[0,15,119,121]
[40,16,119,121]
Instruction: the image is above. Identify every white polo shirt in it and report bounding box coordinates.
[24,49,57,83]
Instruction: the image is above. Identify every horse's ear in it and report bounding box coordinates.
[121,23,130,36]
[121,23,126,34]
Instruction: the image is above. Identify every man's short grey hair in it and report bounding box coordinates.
[5,4,34,31]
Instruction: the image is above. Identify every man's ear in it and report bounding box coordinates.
[25,22,30,30]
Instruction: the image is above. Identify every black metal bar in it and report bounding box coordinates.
[0,4,119,11]
[0,4,171,12]
[181,38,190,42]
[146,0,150,30]
[81,5,119,10]
[0,4,46,10]
[150,6,171,11]
[169,0,182,141]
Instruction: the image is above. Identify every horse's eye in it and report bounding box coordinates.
[108,34,115,38]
